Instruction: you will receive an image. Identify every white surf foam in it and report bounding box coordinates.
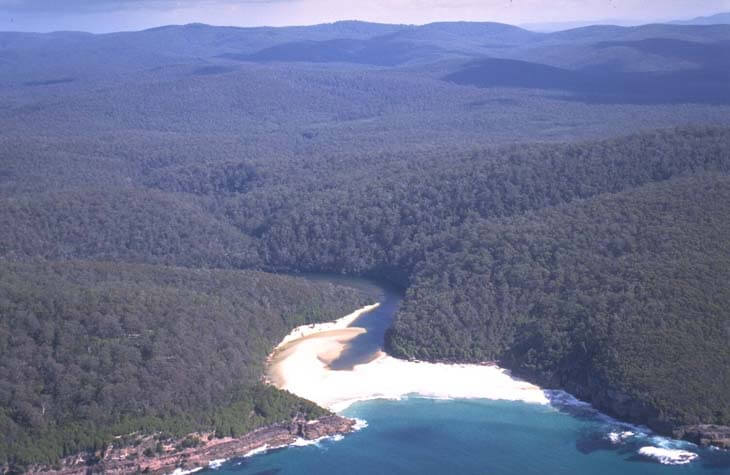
[169,468,203,475]
[352,418,368,431]
[207,458,227,469]
[243,444,271,458]
[606,431,635,444]
[270,303,708,467]
[269,302,549,413]
[289,431,350,449]
[272,339,550,412]
[290,438,319,447]
[638,446,698,465]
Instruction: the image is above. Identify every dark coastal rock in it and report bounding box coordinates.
[25,415,356,475]
[511,366,728,450]
[563,383,728,449]
[299,415,356,440]
[674,425,730,449]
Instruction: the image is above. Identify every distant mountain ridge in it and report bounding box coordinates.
[672,12,730,25]
[3,20,730,63]
[2,11,730,470]
[1,20,729,106]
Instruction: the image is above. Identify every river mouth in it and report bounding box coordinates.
[327,286,401,370]
[265,282,549,413]
[262,277,721,470]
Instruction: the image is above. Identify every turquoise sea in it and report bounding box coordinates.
[207,280,730,474]
[207,396,730,474]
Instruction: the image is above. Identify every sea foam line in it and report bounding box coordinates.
[638,446,699,465]
[169,468,203,475]
[207,458,227,469]
[269,303,703,466]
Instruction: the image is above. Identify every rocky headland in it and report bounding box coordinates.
[517,368,730,451]
[674,425,730,450]
[20,415,355,475]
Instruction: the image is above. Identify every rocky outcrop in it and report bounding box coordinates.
[297,415,355,440]
[674,425,730,449]
[23,415,356,475]
[508,365,729,451]
[568,381,730,450]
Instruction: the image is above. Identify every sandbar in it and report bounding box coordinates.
[267,304,549,412]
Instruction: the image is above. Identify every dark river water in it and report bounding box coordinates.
[205,277,730,474]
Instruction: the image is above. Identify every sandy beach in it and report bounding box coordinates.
[275,303,380,349]
[268,304,549,412]
[265,303,702,468]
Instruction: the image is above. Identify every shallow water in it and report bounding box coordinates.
[207,397,730,474]
[208,278,729,474]
[328,284,400,370]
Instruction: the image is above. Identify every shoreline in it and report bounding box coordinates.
[266,302,712,466]
[26,309,384,475]
[274,303,381,350]
[268,304,549,413]
[30,302,722,473]
[29,415,358,475]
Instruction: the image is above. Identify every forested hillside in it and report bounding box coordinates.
[2,19,730,466]
[3,126,729,444]
[0,260,369,466]
[389,174,730,431]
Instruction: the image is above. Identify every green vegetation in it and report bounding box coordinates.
[2,19,730,467]
[389,175,730,430]
[0,259,365,466]
[3,126,729,457]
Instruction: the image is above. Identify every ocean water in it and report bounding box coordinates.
[206,279,729,474]
[207,397,730,474]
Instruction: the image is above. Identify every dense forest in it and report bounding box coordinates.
[389,174,730,430]
[0,260,369,466]
[2,19,730,468]
[2,127,729,456]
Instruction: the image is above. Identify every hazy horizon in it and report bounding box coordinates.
[1,0,729,34]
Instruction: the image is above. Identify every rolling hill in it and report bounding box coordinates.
[1,18,730,469]
[672,12,730,26]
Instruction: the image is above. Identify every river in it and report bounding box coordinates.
[205,279,730,474]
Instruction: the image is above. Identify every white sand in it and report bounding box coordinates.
[266,305,704,467]
[275,303,380,349]
[268,304,549,412]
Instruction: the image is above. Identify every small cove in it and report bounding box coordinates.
[208,277,729,473]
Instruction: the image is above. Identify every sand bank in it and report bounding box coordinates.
[266,303,703,466]
[268,304,549,412]
[275,303,380,349]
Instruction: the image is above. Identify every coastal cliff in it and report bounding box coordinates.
[572,382,730,450]
[514,366,730,451]
[674,425,730,450]
[20,415,355,475]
